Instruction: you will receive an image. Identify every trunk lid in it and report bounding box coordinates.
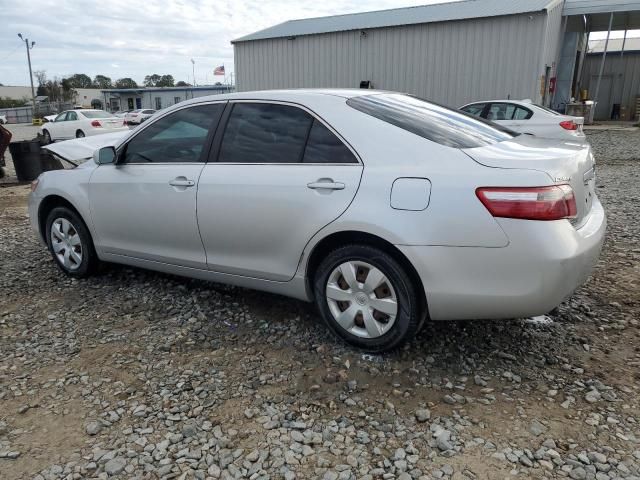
[99,117,126,129]
[464,135,596,226]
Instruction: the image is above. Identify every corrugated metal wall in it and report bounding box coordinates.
[582,52,640,120]
[234,12,552,107]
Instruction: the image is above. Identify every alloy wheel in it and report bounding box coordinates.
[325,260,398,339]
[50,217,83,270]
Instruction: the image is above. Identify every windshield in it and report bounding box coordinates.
[82,110,116,119]
[347,93,514,148]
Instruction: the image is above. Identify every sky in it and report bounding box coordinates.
[1,0,638,88]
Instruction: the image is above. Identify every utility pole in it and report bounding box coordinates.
[191,59,196,86]
[18,33,36,117]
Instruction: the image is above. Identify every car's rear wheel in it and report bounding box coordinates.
[76,130,85,138]
[42,129,51,144]
[45,207,98,277]
[313,244,421,352]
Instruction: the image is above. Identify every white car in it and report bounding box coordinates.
[0,114,7,124]
[125,109,156,125]
[41,110,129,143]
[459,100,585,140]
[29,90,605,351]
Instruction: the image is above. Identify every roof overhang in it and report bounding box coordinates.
[563,0,640,31]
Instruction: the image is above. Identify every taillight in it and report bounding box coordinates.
[559,120,578,131]
[476,185,577,221]
[91,120,102,127]
[123,120,128,126]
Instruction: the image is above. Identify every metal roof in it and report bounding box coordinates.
[589,37,640,52]
[562,0,640,16]
[100,85,233,94]
[233,0,559,43]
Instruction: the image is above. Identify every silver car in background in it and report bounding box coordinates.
[29,89,606,351]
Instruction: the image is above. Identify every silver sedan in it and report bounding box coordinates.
[29,89,606,351]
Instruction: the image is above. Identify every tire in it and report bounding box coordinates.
[76,130,85,138]
[45,207,98,277]
[313,244,421,352]
[42,129,51,144]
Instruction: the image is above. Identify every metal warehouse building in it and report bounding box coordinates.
[233,0,640,119]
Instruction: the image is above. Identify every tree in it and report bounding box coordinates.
[115,78,138,88]
[143,74,161,87]
[93,75,112,89]
[66,73,93,88]
[157,75,175,87]
[34,70,48,97]
[176,81,191,87]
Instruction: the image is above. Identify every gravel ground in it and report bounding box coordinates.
[1,129,639,480]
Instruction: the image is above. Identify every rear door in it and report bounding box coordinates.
[197,101,363,281]
[486,103,534,134]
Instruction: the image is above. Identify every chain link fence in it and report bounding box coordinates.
[0,101,75,124]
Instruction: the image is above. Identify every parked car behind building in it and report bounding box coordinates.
[459,100,585,140]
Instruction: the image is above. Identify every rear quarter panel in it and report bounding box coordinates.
[298,100,552,250]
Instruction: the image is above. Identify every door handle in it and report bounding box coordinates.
[307,180,345,191]
[169,177,195,187]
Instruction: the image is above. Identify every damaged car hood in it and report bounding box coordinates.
[42,131,130,163]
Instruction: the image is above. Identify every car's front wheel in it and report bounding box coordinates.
[313,245,421,352]
[42,129,51,144]
[45,207,98,277]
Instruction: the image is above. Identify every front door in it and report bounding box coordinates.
[197,102,363,281]
[136,97,142,109]
[89,103,225,268]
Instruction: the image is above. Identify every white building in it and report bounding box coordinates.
[233,0,640,119]
[100,85,234,113]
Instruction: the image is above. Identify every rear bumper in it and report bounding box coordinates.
[399,197,606,320]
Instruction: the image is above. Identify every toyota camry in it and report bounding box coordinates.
[29,89,606,351]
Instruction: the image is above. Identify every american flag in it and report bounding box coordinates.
[214,65,225,75]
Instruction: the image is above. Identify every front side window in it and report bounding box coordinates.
[218,103,312,163]
[302,120,356,164]
[347,94,514,148]
[122,103,224,163]
[55,112,68,122]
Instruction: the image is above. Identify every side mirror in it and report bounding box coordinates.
[95,146,117,165]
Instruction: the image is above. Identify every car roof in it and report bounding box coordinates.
[460,99,534,108]
[178,88,393,105]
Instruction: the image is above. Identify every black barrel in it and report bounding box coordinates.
[9,140,43,181]
[8,140,62,181]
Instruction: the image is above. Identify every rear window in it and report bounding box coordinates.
[532,103,562,116]
[347,94,514,148]
[82,110,116,119]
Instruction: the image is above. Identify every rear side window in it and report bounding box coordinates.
[460,103,486,117]
[347,94,514,148]
[218,103,312,163]
[303,120,356,164]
